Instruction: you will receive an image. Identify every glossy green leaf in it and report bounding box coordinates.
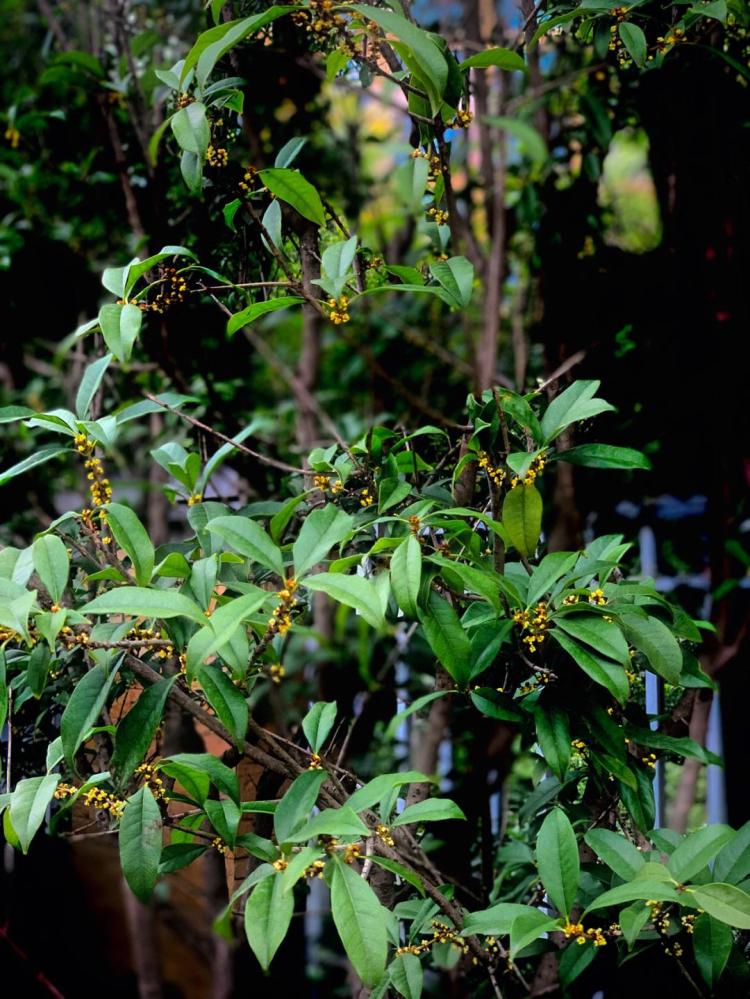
[0,445,67,486]
[285,805,368,842]
[105,503,155,586]
[259,167,325,225]
[75,353,113,419]
[170,101,210,156]
[274,769,327,844]
[461,47,526,72]
[503,483,542,557]
[32,534,69,604]
[668,825,735,883]
[390,952,423,999]
[557,444,651,470]
[98,303,142,362]
[536,808,579,918]
[111,677,176,788]
[226,296,304,337]
[534,708,570,781]
[540,380,613,442]
[244,872,294,970]
[207,515,285,577]
[392,797,465,827]
[304,572,385,630]
[60,665,117,767]
[690,883,750,929]
[617,609,682,683]
[8,775,59,853]
[714,821,750,885]
[81,586,205,624]
[347,771,434,813]
[584,828,645,880]
[390,535,421,618]
[509,910,560,957]
[293,505,354,576]
[185,590,268,678]
[619,901,650,949]
[418,591,470,684]
[552,629,629,704]
[330,856,388,988]
[119,785,163,902]
[619,22,647,67]
[554,613,629,665]
[584,881,680,915]
[199,666,248,747]
[302,700,337,753]
[693,913,733,987]
[428,256,474,308]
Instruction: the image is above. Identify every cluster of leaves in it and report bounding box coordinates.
[1,362,749,995]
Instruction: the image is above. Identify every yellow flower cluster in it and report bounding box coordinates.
[641,752,657,770]
[647,900,670,932]
[59,625,90,649]
[359,486,374,507]
[206,144,228,168]
[588,588,607,606]
[410,147,441,177]
[212,836,229,855]
[292,0,347,43]
[308,752,323,770]
[327,295,350,324]
[5,125,20,148]
[511,452,547,488]
[272,857,289,872]
[375,823,394,847]
[512,602,549,653]
[426,206,449,225]
[563,921,608,947]
[313,474,344,494]
[343,843,362,864]
[187,492,203,506]
[453,109,473,128]
[175,92,194,110]
[268,578,298,637]
[305,858,327,879]
[55,783,126,820]
[150,267,188,314]
[238,166,258,193]
[135,762,168,801]
[269,663,286,684]
[477,450,505,487]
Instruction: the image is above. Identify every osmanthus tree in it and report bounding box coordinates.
[2,2,750,998]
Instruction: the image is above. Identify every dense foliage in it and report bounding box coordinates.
[1,1,749,997]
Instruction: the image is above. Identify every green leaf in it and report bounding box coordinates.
[503,484,542,558]
[392,797,465,827]
[470,686,523,722]
[205,798,241,845]
[119,786,163,902]
[618,901,650,949]
[390,535,421,618]
[0,445,67,486]
[617,610,682,684]
[556,444,651,470]
[534,708,570,781]
[170,101,210,156]
[689,883,750,929]
[552,630,629,704]
[293,505,354,576]
[526,551,578,606]
[198,666,248,747]
[558,939,597,987]
[714,821,750,884]
[553,613,629,665]
[185,590,268,678]
[668,825,735,883]
[184,7,292,86]
[418,591,470,684]
[304,572,385,630]
[105,503,155,586]
[509,910,560,957]
[8,775,60,853]
[693,913,733,987]
[31,534,69,604]
[461,47,526,72]
[98,303,142,363]
[348,771,434,813]
[536,808,579,918]
[207,515,285,577]
[161,752,239,803]
[461,903,541,936]
[274,769,327,844]
[540,381,612,442]
[80,586,205,624]
[390,952,423,999]
[384,691,454,739]
[0,405,37,424]
[368,856,426,896]
[302,701,337,753]
[60,665,117,767]
[428,256,474,308]
[285,805,368,842]
[75,354,113,419]
[315,236,358,299]
[159,842,208,874]
[584,828,645,880]
[226,296,304,337]
[330,856,388,988]
[259,167,325,225]
[111,677,176,788]
[354,5,448,114]
[0,651,7,732]
[618,22,647,67]
[584,881,680,915]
